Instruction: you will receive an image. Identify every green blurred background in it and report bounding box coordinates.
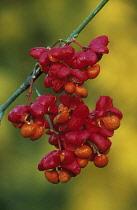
[0,0,137,209]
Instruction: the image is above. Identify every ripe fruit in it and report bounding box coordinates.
[12,122,23,128]
[64,82,76,94]
[49,63,71,79]
[30,102,48,117]
[75,86,88,98]
[55,112,70,124]
[59,169,72,183]
[71,50,98,69]
[76,157,88,168]
[102,115,120,130]
[8,37,123,184]
[48,54,58,62]
[48,133,58,146]
[21,122,37,138]
[44,170,59,184]
[53,104,70,124]
[75,145,93,158]
[104,147,111,154]
[94,154,108,168]
[29,47,46,59]
[48,46,75,62]
[33,116,46,127]
[29,125,45,140]
[86,64,100,79]
[8,105,30,123]
[59,151,66,162]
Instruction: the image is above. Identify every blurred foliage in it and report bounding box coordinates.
[0,0,137,210]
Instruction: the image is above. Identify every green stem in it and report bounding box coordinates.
[0,63,42,122]
[65,0,109,42]
[0,0,109,124]
[33,84,55,131]
[33,84,41,97]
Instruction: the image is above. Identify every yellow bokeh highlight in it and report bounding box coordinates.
[0,9,24,41]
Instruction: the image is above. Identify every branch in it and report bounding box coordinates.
[0,0,109,124]
[0,63,42,122]
[65,0,109,42]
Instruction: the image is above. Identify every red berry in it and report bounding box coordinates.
[49,63,71,79]
[94,154,108,168]
[33,116,46,127]
[59,169,72,183]
[59,94,84,109]
[65,130,91,148]
[102,115,120,130]
[38,51,51,66]
[75,145,93,158]
[75,86,88,98]
[8,105,30,123]
[90,133,112,153]
[29,125,45,140]
[60,111,69,121]
[48,133,58,146]
[104,147,111,154]
[88,36,109,54]
[12,122,23,128]
[51,77,64,93]
[48,46,75,62]
[41,65,50,74]
[68,105,89,130]
[59,151,66,162]
[21,122,37,138]
[36,94,56,107]
[64,82,76,94]
[30,102,48,117]
[71,75,84,85]
[72,50,98,69]
[76,157,88,168]
[44,170,59,184]
[48,54,58,62]
[53,104,70,124]
[86,64,100,79]
[72,69,88,82]
[29,47,46,59]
